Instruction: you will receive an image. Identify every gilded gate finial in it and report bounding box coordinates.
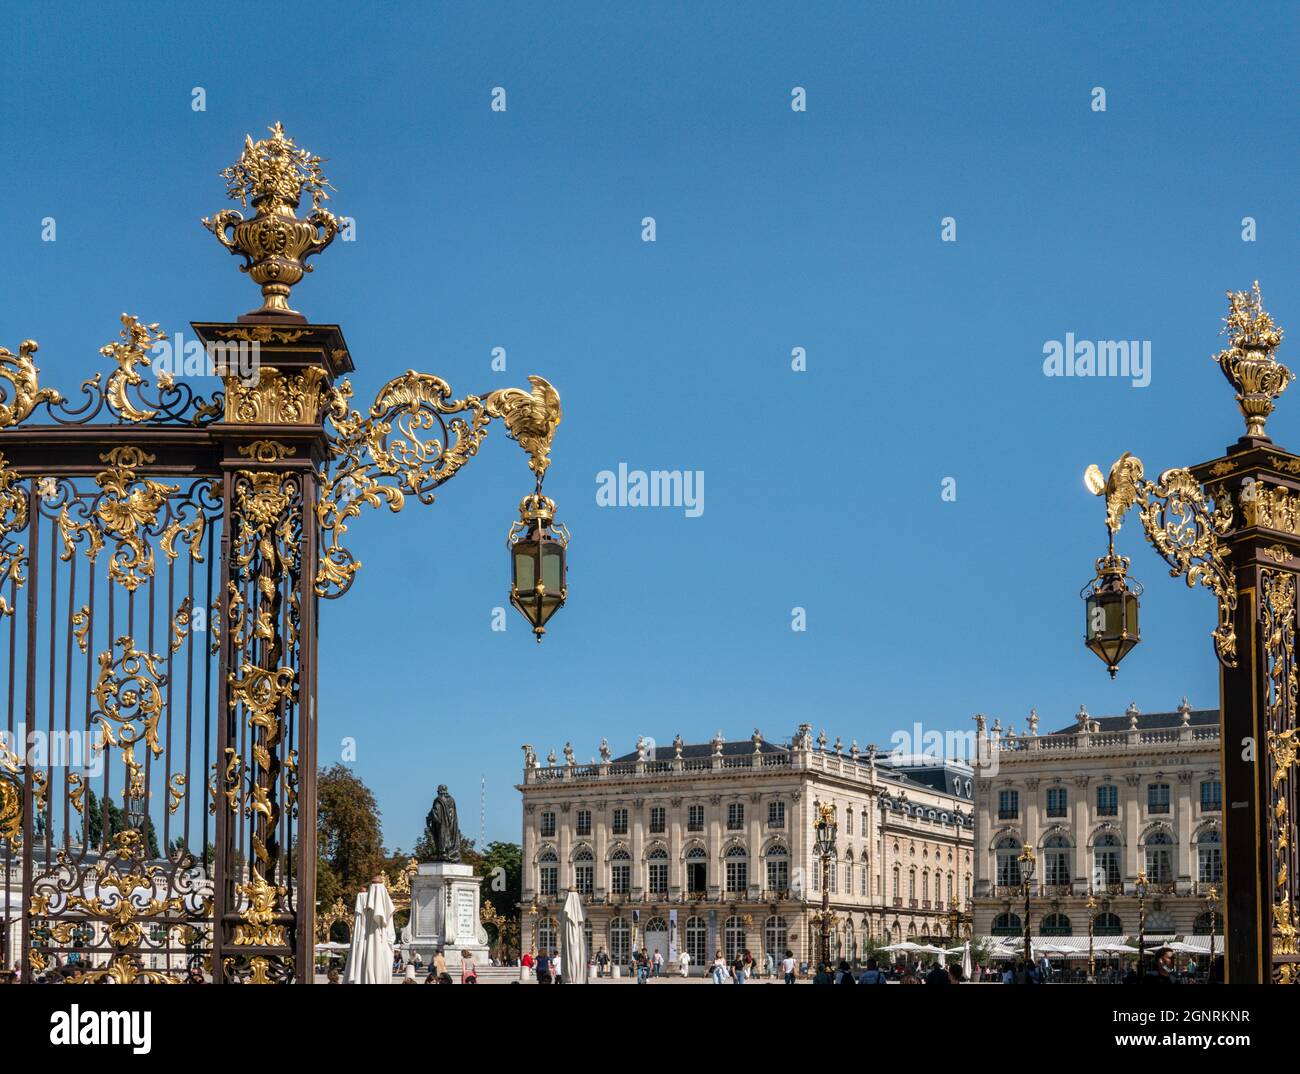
[202,123,340,320]
[1214,281,1290,439]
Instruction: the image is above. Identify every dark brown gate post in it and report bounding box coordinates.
[198,324,352,984]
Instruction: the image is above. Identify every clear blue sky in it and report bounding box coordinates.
[3,2,1296,851]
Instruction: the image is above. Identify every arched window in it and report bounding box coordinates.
[1092,832,1121,887]
[538,850,558,896]
[995,837,1022,887]
[1193,911,1223,936]
[725,845,748,893]
[1144,832,1174,884]
[1041,912,1072,936]
[908,868,916,902]
[765,844,790,894]
[892,865,900,899]
[643,915,669,956]
[684,915,707,967]
[1043,834,1072,887]
[610,848,632,894]
[991,912,1021,937]
[538,915,558,954]
[724,915,746,962]
[1093,912,1123,936]
[609,917,631,964]
[1197,829,1223,884]
[685,845,707,895]
[646,847,669,894]
[573,848,594,895]
[765,915,788,961]
[1145,910,1175,933]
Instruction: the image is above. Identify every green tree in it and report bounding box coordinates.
[316,764,385,910]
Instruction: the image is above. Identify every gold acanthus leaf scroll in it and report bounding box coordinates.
[1095,453,1238,667]
[316,372,562,598]
[0,339,62,428]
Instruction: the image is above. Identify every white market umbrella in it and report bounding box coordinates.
[345,879,396,984]
[342,889,367,983]
[559,888,589,985]
[962,941,972,981]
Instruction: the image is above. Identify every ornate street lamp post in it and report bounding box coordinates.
[1086,892,1097,983]
[1017,843,1035,969]
[811,800,837,969]
[1136,870,1148,977]
[1081,284,1297,984]
[1205,885,1220,979]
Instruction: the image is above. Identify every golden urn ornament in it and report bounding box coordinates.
[202,123,340,320]
[1213,281,1290,439]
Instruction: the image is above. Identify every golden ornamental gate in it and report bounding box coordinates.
[0,123,566,984]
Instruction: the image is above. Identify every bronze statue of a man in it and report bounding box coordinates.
[425,785,461,863]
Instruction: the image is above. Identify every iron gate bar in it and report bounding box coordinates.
[0,122,565,983]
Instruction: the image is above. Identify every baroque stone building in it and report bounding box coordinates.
[971,701,1224,943]
[518,726,972,970]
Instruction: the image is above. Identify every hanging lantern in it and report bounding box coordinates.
[509,492,569,642]
[1081,551,1142,677]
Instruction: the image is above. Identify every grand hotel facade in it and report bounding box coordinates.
[970,701,1225,944]
[517,726,974,969]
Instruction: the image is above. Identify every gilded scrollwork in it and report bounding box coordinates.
[0,453,29,616]
[316,371,562,598]
[1261,569,1300,982]
[0,761,21,845]
[56,455,218,594]
[92,637,166,807]
[223,466,302,977]
[1096,454,1238,666]
[34,313,223,427]
[224,366,330,424]
[0,338,62,427]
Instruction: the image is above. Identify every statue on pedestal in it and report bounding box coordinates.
[425,785,461,864]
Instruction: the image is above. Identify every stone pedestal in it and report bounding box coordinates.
[405,863,489,966]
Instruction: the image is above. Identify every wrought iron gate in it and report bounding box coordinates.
[0,124,565,983]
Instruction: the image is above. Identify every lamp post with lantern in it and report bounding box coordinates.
[1017,843,1036,969]
[1080,284,1297,984]
[810,801,837,970]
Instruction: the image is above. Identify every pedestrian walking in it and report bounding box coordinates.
[858,958,886,985]
[781,949,796,984]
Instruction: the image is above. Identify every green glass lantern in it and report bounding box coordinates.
[1082,552,1142,677]
[509,492,569,641]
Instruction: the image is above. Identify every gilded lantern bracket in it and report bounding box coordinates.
[316,370,562,599]
[1087,453,1238,666]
